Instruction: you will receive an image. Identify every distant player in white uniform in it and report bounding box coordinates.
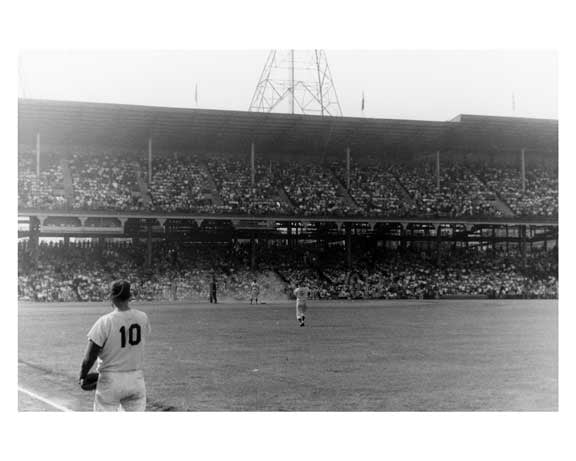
[293,283,310,327]
[78,280,151,411]
[250,279,260,304]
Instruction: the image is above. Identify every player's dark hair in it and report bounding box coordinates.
[111,280,131,301]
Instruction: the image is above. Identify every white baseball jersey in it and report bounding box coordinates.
[250,282,260,294]
[294,287,310,303]
[88,308,151,373]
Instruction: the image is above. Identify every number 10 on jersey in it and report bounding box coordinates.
[119,324,141,347]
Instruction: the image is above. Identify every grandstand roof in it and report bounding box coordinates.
[18,99,558,157]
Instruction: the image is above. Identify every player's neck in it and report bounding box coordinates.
[113,302,131,311]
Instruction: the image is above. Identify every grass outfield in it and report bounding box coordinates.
[18,299,557,411]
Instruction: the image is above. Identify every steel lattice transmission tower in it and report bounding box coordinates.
[249,50,343,116]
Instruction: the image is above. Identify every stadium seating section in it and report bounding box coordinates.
[475,161,558,217]
[18,147,557,218]
[206,155,292,215]
[18,150,68,209]
[18,241,557,302]
[149,153,215,213]
[69,151,145,211]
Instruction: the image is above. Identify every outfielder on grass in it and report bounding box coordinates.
[250,279,260,304]
[294,283,310,327]
[78,279,151,411]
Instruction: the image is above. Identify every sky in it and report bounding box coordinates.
[18,50,557,121]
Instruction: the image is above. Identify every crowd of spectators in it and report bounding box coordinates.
[207,156,292,215]
[389,161,501,218]
[69,152,145,211]
[148,153,215,213]
[476,161,558,217]
[331,160,419,217]
[18,151,68,209]
[18,240,557,302]
[276,161,359,217]
[18,241,115,302]
[362,249,557,299]
[251,245,335,299]
[18,241,288,303]
[274,245,557,300]
[18,147,557,218]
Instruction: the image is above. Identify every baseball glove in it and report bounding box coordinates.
[80,372,99,391]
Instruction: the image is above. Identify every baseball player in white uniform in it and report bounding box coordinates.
[293,283,310,327]
[78,279,151,411]
[250,280,260,304]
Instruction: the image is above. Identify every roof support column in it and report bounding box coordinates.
[29,216,40,268]
[345,222,352,269]
[520,224,527,269]
[148,138,153,184]
[250,233,256,270]
[521,147,526,193]
[346,146,351,190]
[492,225,496,253]
[436,150,440,190]
[436,224,442,265]
[146,221,152,268]
[251,141,255,187]
[132,219,140,246]
[400,223,407,250]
